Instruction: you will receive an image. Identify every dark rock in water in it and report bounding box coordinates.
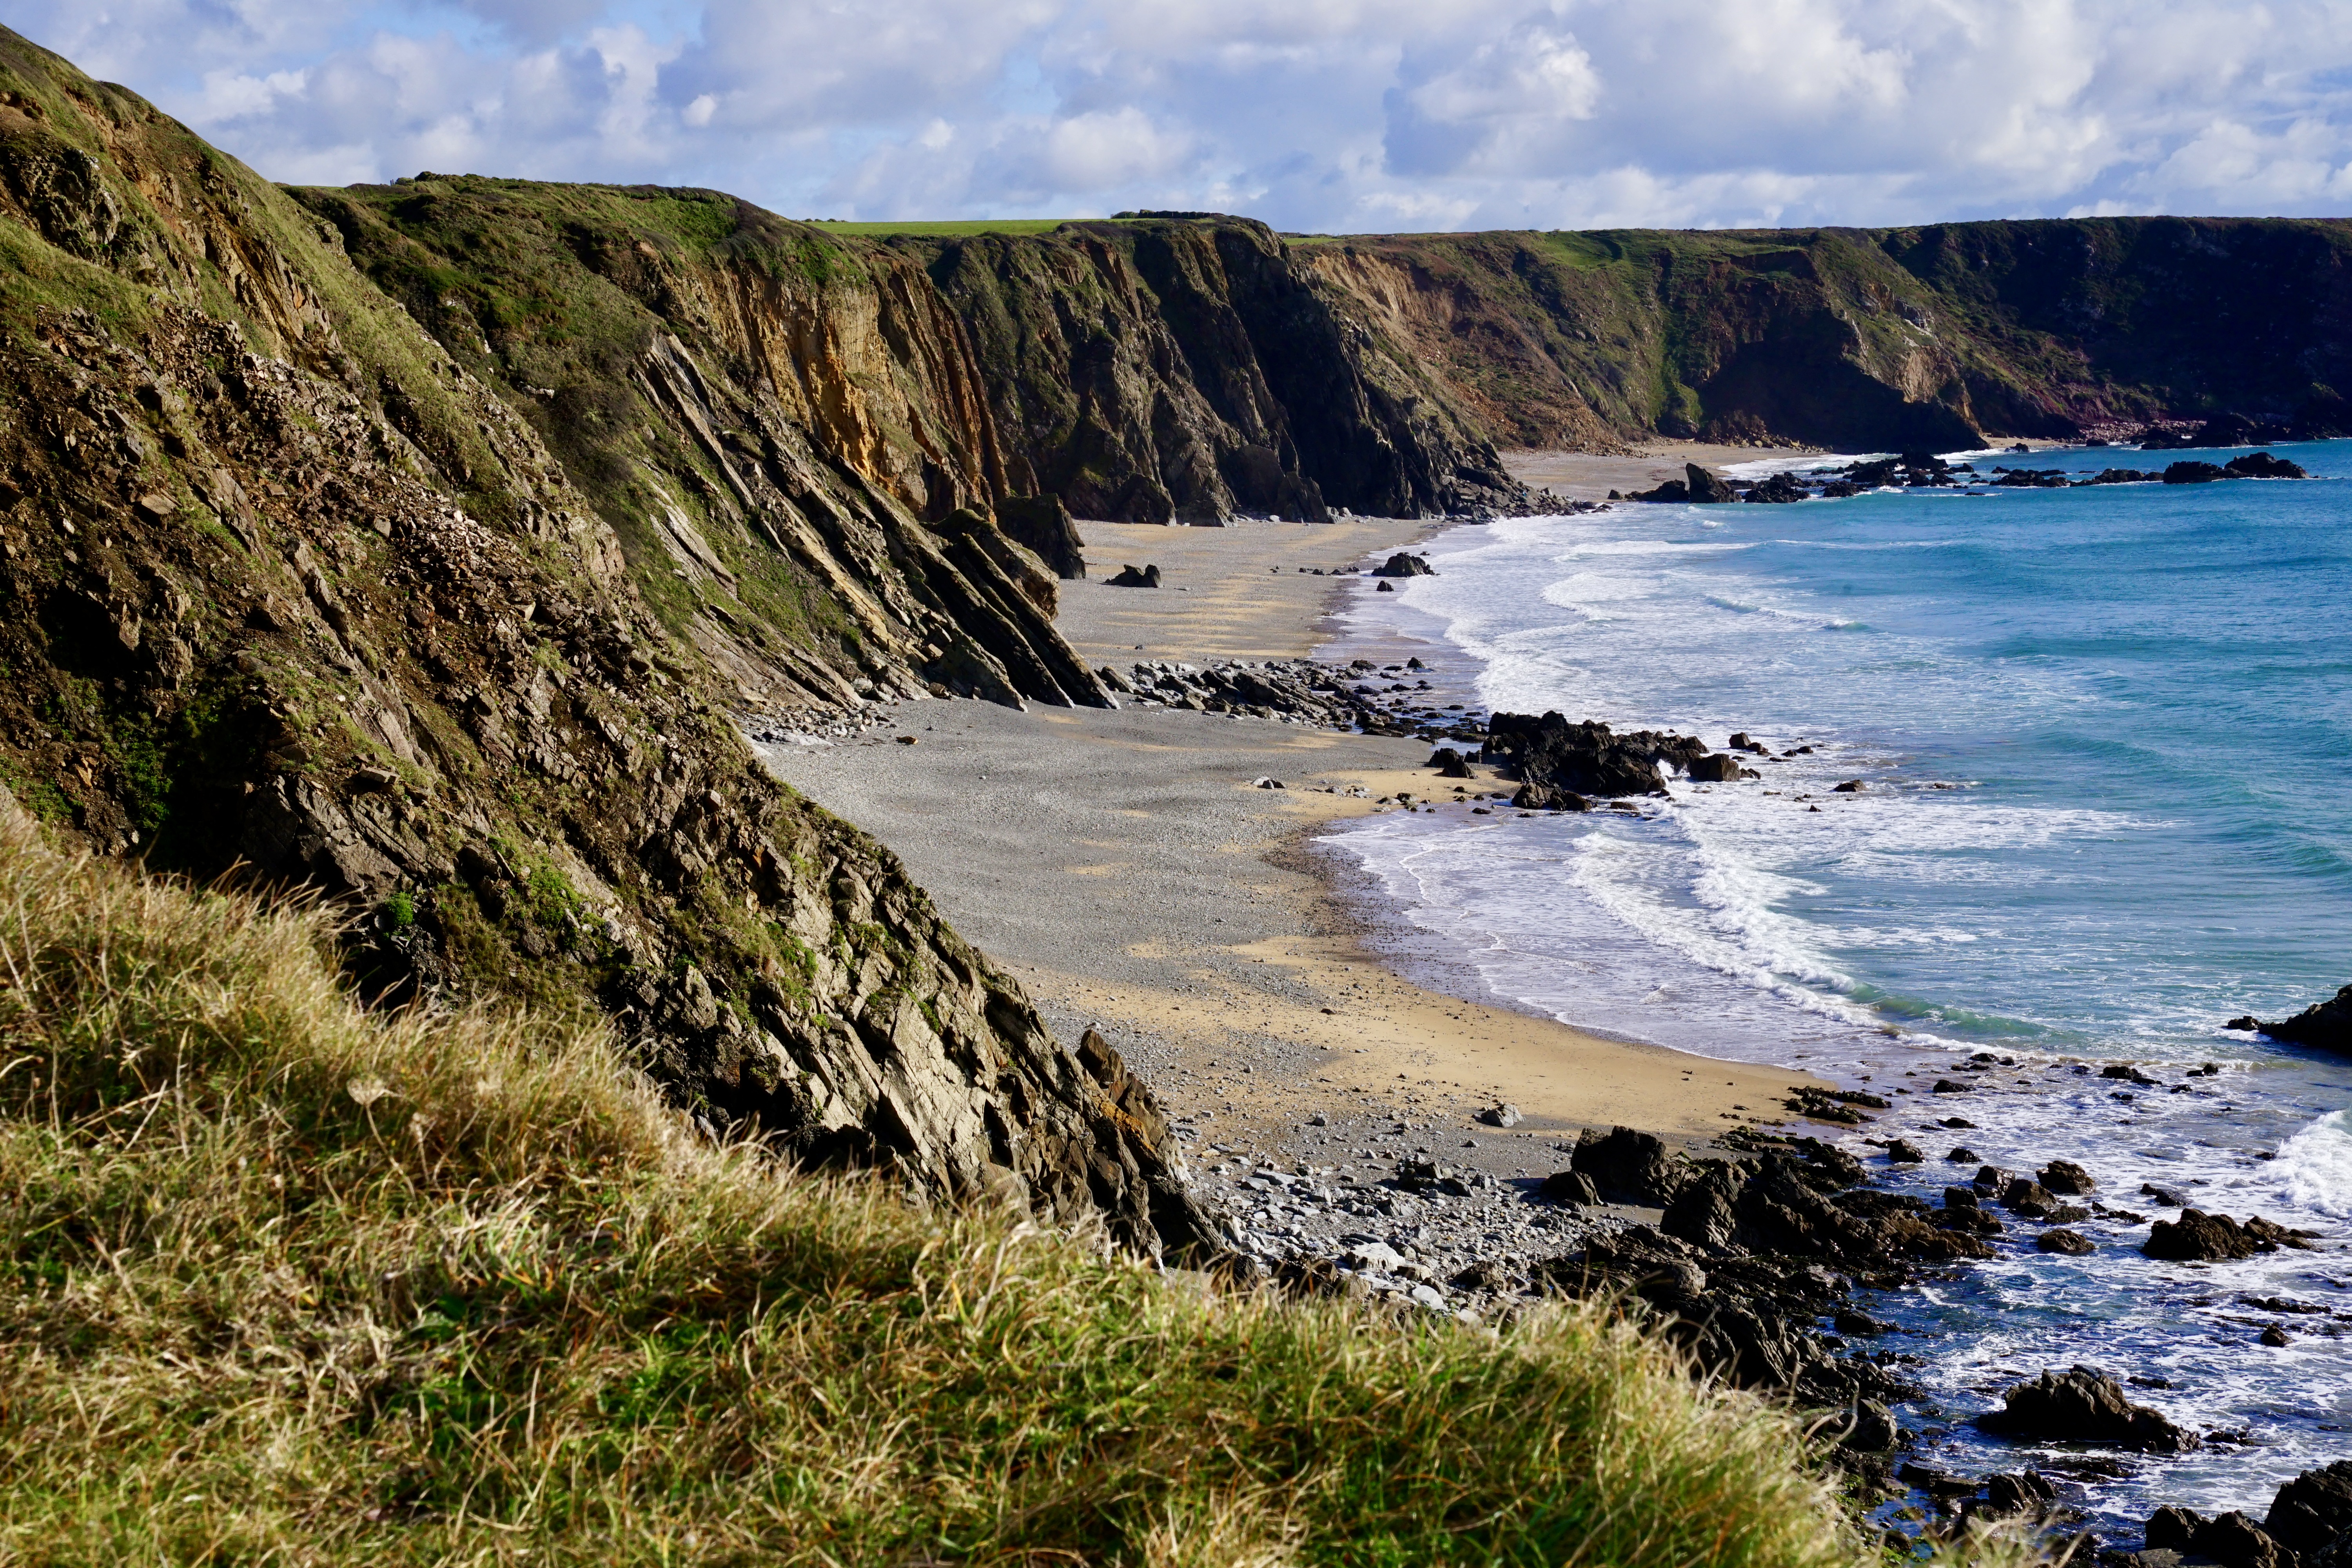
[1374,579,1394,592]
[1426,747,1474,778]
[1835,1308,1892,1336]
[1373,551,1436,577]
[1571,1125,1693,1207]
[2261,1325,2292,1347]
[1948,1145,1980,1161]
[1684,464,1739,503]
[2266,1460,2352,1558]
[2039,1229,2095,1255]
[2163,460,2229,484]
[1980,1365,2200,1452]
[2146,1506,2205,1551]
[1743,470,1809,504]
[2143,1208,2313,1261]
[1687,751,1744,782]
[1933,1078,1970,1094]
[2002,1178,2058,1214]
[2226,1014,2261,1031]
[1983,1470,2060,1517]
[2041,1160,2098,1195]
[1833,779,1866,793]
[1887,1138,1925,1163]
[1511,781,1592,811]
[1540,1169,1602,1205]
[1630,478,1690,503]
[2225,451,2308,479]
[2140,1183,2192,1208]
[2192,1512,2285,1568]
[995,493,1088,579]
[1941,1116,1976,1128]
[1486,710,1708,799]
[2250,982,2352,1051]
[1108,562,1163,588]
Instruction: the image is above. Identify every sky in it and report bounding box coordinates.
[12,0,2352,233]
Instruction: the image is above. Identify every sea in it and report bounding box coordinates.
[1321,442,2352,1541]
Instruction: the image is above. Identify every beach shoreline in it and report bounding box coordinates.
[753,497,1829,1200]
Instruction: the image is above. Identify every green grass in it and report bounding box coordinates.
[809,218,1090,236]
[0,789,2044,1565]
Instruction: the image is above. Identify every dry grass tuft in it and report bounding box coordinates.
[0,791,1964,1565]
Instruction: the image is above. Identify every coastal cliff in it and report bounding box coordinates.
[0,28,1209,1256]
[906,217,1529,521]
[1294,218,2352,450]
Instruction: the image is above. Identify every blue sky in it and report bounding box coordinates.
[14,0,2352,232]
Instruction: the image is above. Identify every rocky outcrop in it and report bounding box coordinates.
[1485,712,1711,798]
[2143,1209,2316,1261]
[0,27,1208,1259]
[910,218,1531,523]
[1978,1367,2199,1452]
[2239,982,2352,1051]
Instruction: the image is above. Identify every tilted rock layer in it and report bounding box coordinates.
[0,27,1212,1258]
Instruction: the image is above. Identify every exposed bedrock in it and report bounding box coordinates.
[909,217,1531,523]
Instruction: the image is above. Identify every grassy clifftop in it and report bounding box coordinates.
[0,791,1873,1566]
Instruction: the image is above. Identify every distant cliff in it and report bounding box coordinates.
[1293,219,2352,451]
[904,218,1528,521]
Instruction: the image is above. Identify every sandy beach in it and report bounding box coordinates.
[1503,441,1826,502]
[755,504,1820,1195]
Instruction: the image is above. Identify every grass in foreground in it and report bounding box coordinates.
[0,790,1902,1566]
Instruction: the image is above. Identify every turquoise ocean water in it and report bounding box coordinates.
[1326,443,2352,1537]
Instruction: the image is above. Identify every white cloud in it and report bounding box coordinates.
[6,0,2352,229]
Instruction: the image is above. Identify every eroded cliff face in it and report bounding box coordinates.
[298,178,1111,716]
[913,218,1531,521]
[0,28,1212,1259]
[1296,219,2352,450]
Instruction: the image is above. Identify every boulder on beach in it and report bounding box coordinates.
[1426,748,1475,779]
[1511,781,1593,812]
[1107,563,1162,588]
[1539,1169,1602,1205]
[1477,1102,1523,1128]
[1570,1126,1693,1207]
[1372,552,1436,578]
[1978,1365,2200,1452]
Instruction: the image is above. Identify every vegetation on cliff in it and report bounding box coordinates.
[1294,220,2352,452]
[0,792,1894,1566]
